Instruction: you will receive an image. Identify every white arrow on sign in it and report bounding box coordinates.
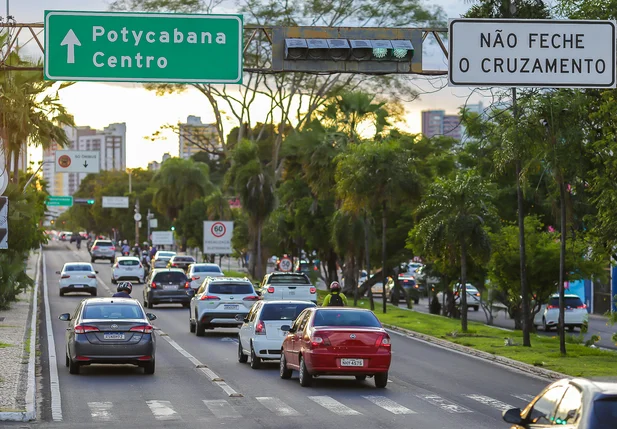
[60,29,81,64]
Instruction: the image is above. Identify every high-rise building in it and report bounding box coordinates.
[421,110,462,141]
[179,116,220,160]
[148,153,171,171]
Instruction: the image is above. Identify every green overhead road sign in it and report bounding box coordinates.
[46,196,73,207]
[44,11,243,84]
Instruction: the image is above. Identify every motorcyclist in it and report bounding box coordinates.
[141,249,151,275]
[322,281,347,307]
[149,245,158,260]
[112,281,133,298]
[132,243,141,257]
[75,234,82,250]
[121,241,130,256]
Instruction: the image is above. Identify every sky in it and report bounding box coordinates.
[8,0,487,169]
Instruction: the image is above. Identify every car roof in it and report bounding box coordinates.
[117,256,139,260]
[207,277,252,283]
[171,255,195,259]
[151,268,185,273]
[63,262,93,266]
[267,272,307,277]
[84,297,141,306]
[260,300,317,305]
[570,378,617,395]
[191,263,221,267]
[314,307,373,313]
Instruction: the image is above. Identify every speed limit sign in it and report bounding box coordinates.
[279,257,293,272]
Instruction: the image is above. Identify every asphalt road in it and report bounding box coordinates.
[28,242,550,428]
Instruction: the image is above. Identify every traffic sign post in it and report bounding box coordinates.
[151,231,174,245]
[0,197,8,249]
[279,256,293,272]
[203,221,233,255]
[44,11,243,84]
[448,19,616,88]
[55,150,100,173]
[45,196,74,207]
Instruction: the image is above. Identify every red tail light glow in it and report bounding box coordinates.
[137,355,152,361]
[243,295,260,301]
[375,335,391,348]
[129,325,154,334]
[113,263,119,268]
[577,304,587,309]
[267,287,275,293]
[311,336,331,347]
[184,282,190,289]
[547,304,558,309]
[192,277,200,281]
[88,275,96,279]
[92,246,99,251]
[151,282,157,289]
[310,287,316,294]
[199,295,221,301]
[255,320,266,335]
[61,275,70,279]
[74,325,99,334]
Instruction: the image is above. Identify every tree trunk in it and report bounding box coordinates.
[558,178,567,355]
[256,224,263,280]
[460,241,469,332]
[364,214,374,311]
[326,249,338,286]
[12,149,19,184]
[381,200,387,315]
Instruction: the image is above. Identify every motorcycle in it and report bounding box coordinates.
[76,241,81,250]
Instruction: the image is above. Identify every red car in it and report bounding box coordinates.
[279,307,392,388]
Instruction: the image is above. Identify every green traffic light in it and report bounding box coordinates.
[87,200,95,204]
[171,226,175,231]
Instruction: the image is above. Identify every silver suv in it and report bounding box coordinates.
[189,277,260,336]
[90,240,116,263]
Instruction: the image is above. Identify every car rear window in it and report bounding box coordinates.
[260,303,316,321]
[208,283,254,295]
[194,265,222,273]
[153,272,187,283]
[174,256,195,262]
[313,310,382,327]
[66,265,93,272]
[548,297,584,307]
[119,259,140,266]
[95,241,113,246]
[83,304,143,319]
[268,275,311,285]
[593,398,617,421]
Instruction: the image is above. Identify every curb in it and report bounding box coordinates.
[0,245,42,422]
[383,324,568,381]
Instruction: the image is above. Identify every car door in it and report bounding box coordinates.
[240,302,262,353]
[290,311,311,367]
[191,282,207,317]
[67,302,84,355]
[520,385,569,428]
[552,386,582,427]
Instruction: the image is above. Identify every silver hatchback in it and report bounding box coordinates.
[90,240,116,263]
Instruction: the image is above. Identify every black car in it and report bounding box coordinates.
[167,255,196,271]
[503,377,617,428]
[143,268,193,308]
[388,274,422,304]
[59,298,157,375]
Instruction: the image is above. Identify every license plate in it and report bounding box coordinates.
[163,285,177,290]
[288,291,295,295]
[104,333,125,340]
[224,304,239,310]
[341,358,364,367]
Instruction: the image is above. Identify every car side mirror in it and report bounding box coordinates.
[281,325,291,332]
[95,271,99,274]
[55,271,61,275]
[146,313,157,321]
[58,313,71,321]
[502,408,523,425]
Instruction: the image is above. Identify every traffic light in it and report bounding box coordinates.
[171,226,175,231]
[74,198,95,205]
[273,27,422,74]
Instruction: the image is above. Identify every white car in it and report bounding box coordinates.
[57,262,99,296]
[238,300,317,369]
[152,250,176,268]
[534,293,588,332]
[259,272,317,303]
[436,283,481,311]
[112,256,145,284]
[187,263,224,289]
[189,277,260,336]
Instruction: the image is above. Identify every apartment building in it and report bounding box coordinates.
[179,116,220,160]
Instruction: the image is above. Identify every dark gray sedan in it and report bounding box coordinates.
[59,298,157,375]
[143,268,193,308]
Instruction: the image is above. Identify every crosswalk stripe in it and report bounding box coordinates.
[203,399,241,418]
[88,402,113,421]
[308,396,362,415]
[416,394,473,413]
[146,400,180,421]
[256,397,302,416]
[512,394,535,403]
[362,395,416,414]
[465,394,514,411]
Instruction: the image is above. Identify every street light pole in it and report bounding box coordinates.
[134,198,140,246]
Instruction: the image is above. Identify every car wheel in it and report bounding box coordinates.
[111,279,116,284]
[238,340,248,363]
[68,357,80,375]
[298,356,312,387]
[143,359,155,375]
[473,306,479,312]
[250,344,261,369]
[543,318,550,331]
[189,319,196,333]
[568,326,575,332]
[355,375,366,381]
[91,258,95,263]
[91,290,97,297]
[65,351,69,368]
[279,352,292,379]
[414,298,420,305]
[59,289,64,297]
[195,320,206,337]
[374,372,388,388]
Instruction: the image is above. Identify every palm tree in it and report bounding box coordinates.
[413,172,494,331]
[204,189,232,220]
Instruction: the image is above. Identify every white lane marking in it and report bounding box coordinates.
[146,400,180,421]
[416,394,473,413]
[203,400,240,418]
[23,248,42,421]
[512,394,535,403]
[43,253,63,421]
[256,397,302,416]
[308,396,362,416]
[362,395,416,414]
[88,402,113,421]
[465,394,514,411]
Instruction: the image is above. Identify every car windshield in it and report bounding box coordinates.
[95,241,113,246]
[260,303,316,321]
[153,272,187,283]
[158,252,175,257]
[268,275,310,285]
[313,310,382,328]
[118,259,140,266]
[194,266,222,273]
[208,283,253,294]
[549,297,584,307]
[174,257,195,262]
[593,398,617,421]
[83,304,143,319]
[65,265,93,272]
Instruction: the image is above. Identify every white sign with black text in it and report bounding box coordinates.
[203,221,233,255]
[102,196,129,208]
[151,231,174,246]
[448,19,616,88]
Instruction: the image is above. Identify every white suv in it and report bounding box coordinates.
[238,300,316,369]
[189,277,260,336]
[534,294,588,332]
[259,272,317,303]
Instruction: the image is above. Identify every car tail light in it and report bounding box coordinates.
[88,275,96,279]
[375,335,391,348]
[92,246,99,251]
[577,304,587,309]
[267,287,275,293]
[475,293,481,297]
[130,325,154,334]
[255,320,266,335]
[75,355,91,361]
[310,287,316,294]
[547,304,558,309]
[311,335,331,348]
[243,295,260,301]
[172,263,178,267]
[200,295,221,301]
[110,246,116,251]
[61,275,70,279]
[192,277,200,281]
[414,284,419,288]
[184,282,190,289]
[113,263,119,268]
[74,325,99,334]
[137,355,152,361]
[151,282,157,289]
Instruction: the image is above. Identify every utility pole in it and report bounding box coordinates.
[146,209,153,244]
[134,198,140,246]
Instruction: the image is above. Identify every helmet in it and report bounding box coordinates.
[123,240,128,245]
[143,242,149,247]
[117,282,132,294]
[330,281,341,291]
